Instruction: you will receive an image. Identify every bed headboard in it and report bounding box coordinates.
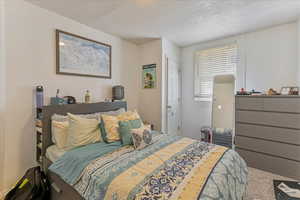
[41,101,127,157]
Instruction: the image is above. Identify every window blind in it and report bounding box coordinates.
[194,44,238,101]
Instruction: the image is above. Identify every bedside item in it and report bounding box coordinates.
[36,86,44,109]
[50,97,67,105]
[112,85,124,101]
[281,86,299,95]
[105,98,113,102]
[56,89,60,98]
[84,90,91,103]
[63,96,76,104]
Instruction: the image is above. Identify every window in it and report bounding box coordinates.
[194,43,238,101]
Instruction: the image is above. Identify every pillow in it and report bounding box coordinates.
[101,110,143,143]
[66,113,102,150]
[51,108,126,122]
[51,121,69,149]
[131,126,152,150]
[118,119,142,146]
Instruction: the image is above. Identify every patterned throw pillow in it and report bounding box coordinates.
[101,110,143,143]
[131,126,152,150]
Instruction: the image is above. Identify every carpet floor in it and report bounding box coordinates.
[245,167,296,200]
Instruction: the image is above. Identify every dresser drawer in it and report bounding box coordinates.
[263,98,300,113]
[236,123,300,145]
[236,136,300,161]
[236,110,300,129]
[237,148,300,180]
[236,97,263,110]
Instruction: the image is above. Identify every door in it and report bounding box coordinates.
[167,58,181,135]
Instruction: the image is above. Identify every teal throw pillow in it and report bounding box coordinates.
[118,119,142,146]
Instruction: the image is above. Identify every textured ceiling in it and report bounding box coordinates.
[26,0,300,47]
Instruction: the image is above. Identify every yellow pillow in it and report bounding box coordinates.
[101,110,142,143]
[51,121,69,149]
[66,113,102,150]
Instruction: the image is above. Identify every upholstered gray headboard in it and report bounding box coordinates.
[41,101,127,158]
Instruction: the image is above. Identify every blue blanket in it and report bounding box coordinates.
[49,141,122,185]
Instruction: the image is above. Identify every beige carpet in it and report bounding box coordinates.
[245,167,296,200]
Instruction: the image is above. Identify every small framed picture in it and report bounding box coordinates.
[280,87,299,95]
[142,64,157,89]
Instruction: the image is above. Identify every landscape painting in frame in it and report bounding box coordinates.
[56,30,111,78]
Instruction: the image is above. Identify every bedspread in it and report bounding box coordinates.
[50,135,248,200]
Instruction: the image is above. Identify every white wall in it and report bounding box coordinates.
[244,23,298,92]
[2,0,140,191]
[181,22,298,139]
[0,0,6,197]
[298,19,300,86]
[138,40,162,131]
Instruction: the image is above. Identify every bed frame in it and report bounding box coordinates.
[41,101,127,200]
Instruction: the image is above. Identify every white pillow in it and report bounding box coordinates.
[51,121,69,149]
[65,113,102,150]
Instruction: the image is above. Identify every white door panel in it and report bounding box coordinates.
[167,58,181,135]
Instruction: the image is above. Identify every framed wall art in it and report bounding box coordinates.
[56,30,112,78]
[142,64,157,89]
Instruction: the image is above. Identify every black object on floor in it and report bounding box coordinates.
[274,180,300,200]
[5,166,50,200]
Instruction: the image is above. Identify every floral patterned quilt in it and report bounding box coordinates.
[51,135,248,200]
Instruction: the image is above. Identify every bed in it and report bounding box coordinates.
[41,102,248,200]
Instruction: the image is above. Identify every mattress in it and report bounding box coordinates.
[46,145,67,162]
[49,134,248,200]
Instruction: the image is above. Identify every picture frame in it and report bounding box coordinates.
[142,64,157,89]
[280,86,299,95]
[56,29,112,79]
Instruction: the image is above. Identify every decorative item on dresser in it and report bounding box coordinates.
[235,95,300,180]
